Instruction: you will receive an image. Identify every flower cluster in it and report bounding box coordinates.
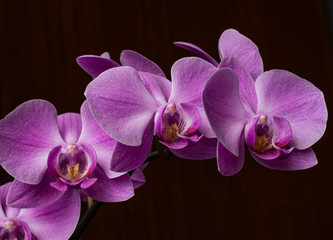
[0,29,327,239]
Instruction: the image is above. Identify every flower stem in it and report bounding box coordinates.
[69,200,103,240]
[87,197,94,208]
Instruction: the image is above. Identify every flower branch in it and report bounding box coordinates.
[0,28,327,240]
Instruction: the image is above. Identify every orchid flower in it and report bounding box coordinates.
[0,100,134,208]
[175,28,263,81]
[79,50,217,162]
[0,182,80,240]
[85,56,218,173]
[77,50,167,171]
[202,68,327,176]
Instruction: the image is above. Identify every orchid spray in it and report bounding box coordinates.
[0,29,327,239]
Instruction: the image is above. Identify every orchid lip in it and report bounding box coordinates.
[59,176,87,186]
[247,114,294,160]
[0,220,27,240]
[157,103,202,149]
[48,143,97,187]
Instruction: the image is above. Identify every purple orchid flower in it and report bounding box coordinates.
[78,50,217,160]
[202,68,327,176]
[0,182,80,240]
[174,28,264,81]
[85,56,218,172]
[0,100,134,208]
[77,50,168,171]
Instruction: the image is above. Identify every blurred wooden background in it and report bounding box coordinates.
[0,0,332,239]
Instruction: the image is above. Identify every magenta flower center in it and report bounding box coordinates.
[252,115,274,153]
[164,122,179,141]
[161,104,186,142]
[56,144,94,185]
[0,220,26,240]
[248,114,294,160]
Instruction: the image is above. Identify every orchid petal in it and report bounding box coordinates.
[169,57,217,106]
[273,144,295,156]
[0,183,20,218]
[100,52,111,59]
[80,178,97,189]
[169,57,217,138]
[47,145,62,178]
[78,101,121,178]
[219,29,263,80]
[255,70,327,149]
[50,182,68,192]
[57,113,82,144]
[203,68,250,156]
[177,103,201,136]
[217,138,245,176]
[271,116,292,147]
[0,100,64,184]
[155,104,167,139]
[160,137,188,149]
[249,142,295,161]
[110,119,154,172]
[219,57,258,113]
[197,108,216,138]
[249,148,280,160]
[177,132,203,143]
[7,172,64,208]
[130,167,146,189]
[78,190,88,202]
[76,55,120,78]
[170,136,217,160]
[252,148,317,170]
[173,41,219,66]
[85,66,159,146]
[21,221,32,240]
[244,116,260,148]
[82,166,134,202]
[18,190,80,240]
[138,72,171,105]
[80,143,98,177]
[120,50,166,77]
[0,183,8,217]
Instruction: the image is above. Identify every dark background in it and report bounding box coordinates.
[0,0,332,239]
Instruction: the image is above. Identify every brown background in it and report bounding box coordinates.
[0,0,332,239]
